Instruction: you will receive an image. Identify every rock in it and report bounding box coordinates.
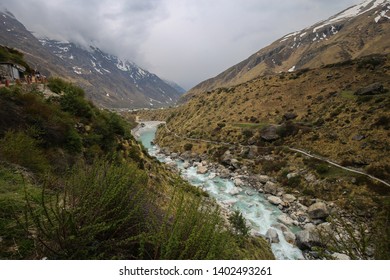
[260,125,280,141]
[308,202,329,219]
[272,223,296,245]
[197,165,208,174]
[228,187,242,196]
[282,194,297,203]
[332,253,350,260]
[277,214,294,226]
[305,173,316,182]
[219,168,231,179]
[283,112,298,121]
[354,82,385,96]
[304,223,316,230]
[352,134,365,141]
[267,196,283,205]
[182,161,190,169]
[257,175,271,184]
[230,159,240,169]
[263,181,278,195]
[171,153,178,159]
[234,178,245,187]
[266,228,280,243]
[283,231,296,244]
[295,229,322,250]
[287,172,298,179]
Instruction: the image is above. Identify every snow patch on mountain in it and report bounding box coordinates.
[313,0,388,32]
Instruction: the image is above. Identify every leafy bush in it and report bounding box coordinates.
[47,77,70,94]
[151,193,238,259]
[183,143,193,151]
[0,130,49,173]
[26,159,149,259]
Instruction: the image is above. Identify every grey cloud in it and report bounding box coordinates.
[1,0,362,89]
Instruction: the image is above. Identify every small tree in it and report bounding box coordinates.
[228,210,250,237]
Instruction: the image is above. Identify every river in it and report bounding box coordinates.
[134,121,304,260]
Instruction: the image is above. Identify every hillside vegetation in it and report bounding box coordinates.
[0,74,273,259]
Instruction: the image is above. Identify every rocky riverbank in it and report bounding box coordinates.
[156,146,363,260]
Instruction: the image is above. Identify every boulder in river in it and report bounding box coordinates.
[277,214,294,226]
[197,165,208,174]
[266,228,280,244]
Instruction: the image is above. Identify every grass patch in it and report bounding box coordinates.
[340,91,356,100]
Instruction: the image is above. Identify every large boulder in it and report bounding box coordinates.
[354,82,385,96]
[277,214,294,226]
[257,175,271,184]
[267,196,283,205]
[197,165,208,174]
[234,178,245,187]
[263,181,278,195]
[295,229,322,250]
[282,194,297,203]
[308,202,329,219]
[266,228,280,243]
[260,125,280,141]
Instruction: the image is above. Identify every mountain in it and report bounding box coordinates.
[163,79,187,94]
[0,9,183,109]
[183,0,390,100]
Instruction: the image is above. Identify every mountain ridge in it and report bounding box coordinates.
[0,9,183,109]
[183,0,390,101]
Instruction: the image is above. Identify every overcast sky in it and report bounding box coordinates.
[1,0,363,89]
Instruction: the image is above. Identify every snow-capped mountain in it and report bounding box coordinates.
[185,0,390,99]
[38,39,183,108]
[0,9,183,109]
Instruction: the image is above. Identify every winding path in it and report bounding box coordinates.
[159,122,390,188]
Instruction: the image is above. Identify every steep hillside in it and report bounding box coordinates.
[0,81,273,260]
[0,9,183,108]
[184,0,390,100]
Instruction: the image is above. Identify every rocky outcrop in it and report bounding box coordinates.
[260,125,280,141]
[354,82,386,95]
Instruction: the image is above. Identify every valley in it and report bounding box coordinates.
[1,0,390,261]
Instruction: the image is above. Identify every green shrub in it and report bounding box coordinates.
[228,210,250,237]
[26,159,149,259]
[151,192,238,259]
[0,131,49,173]
[183,143,193,151]
[316,163,330,175]
[47,77,70,94]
